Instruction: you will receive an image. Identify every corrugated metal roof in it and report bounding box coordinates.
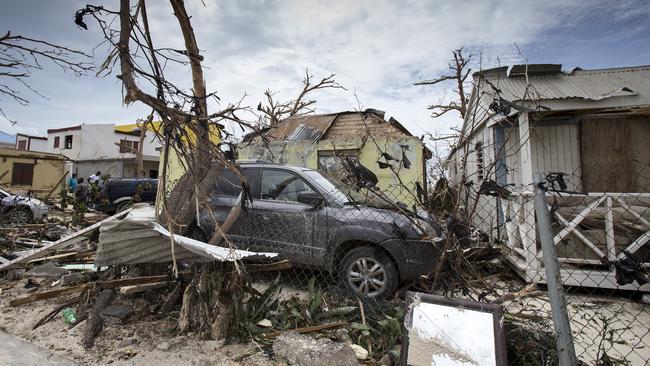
[285,123,324,142]
[96,204,277,266]
[264,114,338,141]
[481,65,650,104]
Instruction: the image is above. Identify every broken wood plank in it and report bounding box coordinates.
[260,321,348,339]
[119,281,168,295]
[28,250,96,263]
[0,208,132,271]
[247,260,292,273]
[44,171,69,201]
[10,274,186,306]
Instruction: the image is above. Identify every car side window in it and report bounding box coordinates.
[260,169,314,202]
[215,170,242,197]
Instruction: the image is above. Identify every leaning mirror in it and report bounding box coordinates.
[401,292,507,366]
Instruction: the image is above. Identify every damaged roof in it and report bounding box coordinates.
[242,109,416,143]
[476,64,650,104]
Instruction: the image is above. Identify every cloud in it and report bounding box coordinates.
[1,0,649,141]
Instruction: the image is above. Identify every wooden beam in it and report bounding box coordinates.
[44,171,69,201]
[10,274,183,306]
[119,281,168,295]
[260,321,348,339]
[247,260,292,273]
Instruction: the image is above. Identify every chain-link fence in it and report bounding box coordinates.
[448,159,650,365]
[189,144,650,365]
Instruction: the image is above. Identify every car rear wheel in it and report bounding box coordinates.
[116,201,132,213]
[7,206,33,224]
[186,223,208,242]
[340,246,398,299]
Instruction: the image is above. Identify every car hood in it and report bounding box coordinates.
[1,195,47,208]
[329,205,443,239]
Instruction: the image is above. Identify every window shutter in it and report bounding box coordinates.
[54,136,60,148]
[11,163,34,186]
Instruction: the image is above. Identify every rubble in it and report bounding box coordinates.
[25,263,69,278]
[272,331,358,366]
[100,304,132,325]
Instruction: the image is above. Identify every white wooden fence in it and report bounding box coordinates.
[502,191,650,291]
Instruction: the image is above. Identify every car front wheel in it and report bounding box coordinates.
[340,246,398,299]
[7,206,33,224]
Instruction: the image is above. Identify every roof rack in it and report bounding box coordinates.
[236,159,272,164]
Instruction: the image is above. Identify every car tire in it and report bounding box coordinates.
[340,246,398,299]
[7,206,33,225]
[116,201,132,213]
[186,223,208,242]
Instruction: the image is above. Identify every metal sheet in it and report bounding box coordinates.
[95,205,277,266]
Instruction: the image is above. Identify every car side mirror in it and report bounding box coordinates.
[297,191,324,206]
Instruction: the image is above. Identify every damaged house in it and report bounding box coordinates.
[448,64,650,291]
[239,109,431,202]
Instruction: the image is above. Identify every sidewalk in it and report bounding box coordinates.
[0,331,76,366]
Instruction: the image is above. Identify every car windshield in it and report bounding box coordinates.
[303,170,395,208]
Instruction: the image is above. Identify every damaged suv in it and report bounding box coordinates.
[191,162,443,298]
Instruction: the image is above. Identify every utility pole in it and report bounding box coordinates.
[533,172,578,366]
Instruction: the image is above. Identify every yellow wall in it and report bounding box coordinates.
[0,150,65,198]
[157,124,221,197]
[238,136,425,204]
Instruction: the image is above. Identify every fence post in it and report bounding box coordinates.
[533,173,578,366]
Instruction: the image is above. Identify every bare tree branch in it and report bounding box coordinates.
[415,48,472,119]
[0,31,94,124]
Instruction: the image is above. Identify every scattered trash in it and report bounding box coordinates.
[61,308,77,325]
[350,344,369,360]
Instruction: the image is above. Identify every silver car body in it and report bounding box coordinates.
[0,188,49,222]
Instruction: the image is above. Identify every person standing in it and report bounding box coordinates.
[68,173,78,192]
[89,171,101,185]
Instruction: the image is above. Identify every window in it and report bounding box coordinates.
[149,170,158,179]
[119,140,131,153]
[260,169,314,202]
[119,139,139,153]
[214,170,242,196]
[11,163,34,186]
[64,135,73,149]
[475,141,484,180]
[317,150,360,181]
[17,140,27,150]
[53,136,60,148]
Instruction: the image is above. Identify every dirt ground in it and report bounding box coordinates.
[0,278,277,366]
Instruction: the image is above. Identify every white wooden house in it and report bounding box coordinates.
[448,64,650,291]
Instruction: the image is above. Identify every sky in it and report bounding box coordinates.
[1,0,649,142]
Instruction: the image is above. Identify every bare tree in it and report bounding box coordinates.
[415,48,472,119]
[0,31,93,124]
[76,0,262,339]
[257,69,344,127]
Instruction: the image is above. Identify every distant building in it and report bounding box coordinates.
[46,123,163,180]
[0,131,15,149]
[0,147,66,198]
[15,133,48,152]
